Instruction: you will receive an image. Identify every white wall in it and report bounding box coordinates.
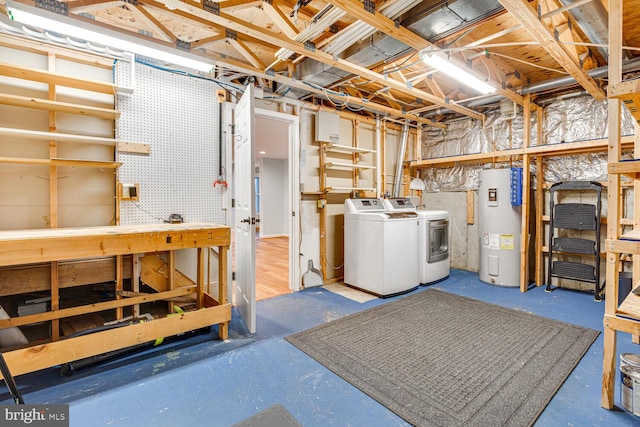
[259,158,288,236]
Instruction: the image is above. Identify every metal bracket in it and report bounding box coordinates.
[304,41,316,53]
[35,0,68,15]
[226,29,238,41]
[176,39,191,51]
[364,0,375,14]
[203,0,220,15]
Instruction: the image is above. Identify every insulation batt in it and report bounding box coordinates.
[420,96,636,192]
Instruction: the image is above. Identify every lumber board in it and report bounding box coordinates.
[0,223,230,266]
[140,254,195,293]
[0,93,120,119]
[0,156,121,168]
[0,302,231,379]
[411,136,635,169]
[0,286,196,329]
[0,256,132,297]
[0,62,118,95]
[0,127,133,146]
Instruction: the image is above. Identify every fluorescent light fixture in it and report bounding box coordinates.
[420,51,495,95]
[259,151,266,155]
[6,1,213,73]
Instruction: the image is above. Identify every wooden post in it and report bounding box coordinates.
[520,94,532,292]
[602,0,622,410]
[47,53,60,341]
[132,254,140,318]
[535,156,545,287]
[319,139,327,280]
[633,122,640,345]
[218,245,229,339]
[168,250,176,314]
[115,255,123,320]
[196,247,205,309]
[466,190,474,225]
[353,119,359,190]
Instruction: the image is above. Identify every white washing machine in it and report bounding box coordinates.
[344,198,420,297]
[383,198,450,285]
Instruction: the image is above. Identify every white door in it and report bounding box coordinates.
[234,85,256,333]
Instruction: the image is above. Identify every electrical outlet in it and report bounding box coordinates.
[120,183,140,201]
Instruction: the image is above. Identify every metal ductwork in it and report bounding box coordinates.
[297,0,504,99]
[558,0,611,60]
[421,57,640,118]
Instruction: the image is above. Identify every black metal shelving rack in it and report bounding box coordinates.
[545,181,603,301]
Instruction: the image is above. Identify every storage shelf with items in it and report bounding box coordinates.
[544,181,604,300]
[315,111,379,281]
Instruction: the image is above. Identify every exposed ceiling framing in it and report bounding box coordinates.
[2,0,638,125]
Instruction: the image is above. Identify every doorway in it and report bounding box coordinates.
[254,114,293,300]
[228,105,301,314]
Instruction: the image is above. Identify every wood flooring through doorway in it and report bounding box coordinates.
[256,236,291,301]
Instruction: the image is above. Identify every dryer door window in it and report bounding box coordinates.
[428,219,449,263]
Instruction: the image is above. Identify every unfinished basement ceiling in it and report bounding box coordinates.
[1,0,639,124]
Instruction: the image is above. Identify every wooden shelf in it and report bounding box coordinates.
[325,161,376,170]
[609,160,640,177]
[0,156,121,168]
[412,136,635,169]
[0,93,120,120]
[617,292,640,319]
[608,78,640,123]
[324,186,376,193]
[0,127,147,149]
[0,62,119,95]
[323,143,376,154]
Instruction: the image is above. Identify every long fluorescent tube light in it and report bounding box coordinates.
[6,1,214,73]
[420,51,495,95]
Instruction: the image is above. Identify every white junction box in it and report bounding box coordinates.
[315,110,340,143]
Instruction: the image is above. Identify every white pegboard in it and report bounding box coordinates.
[115,61,227,225]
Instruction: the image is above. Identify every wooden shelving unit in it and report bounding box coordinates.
[602,1,640,409]
[317,126,379,280]
[0,53,144,346]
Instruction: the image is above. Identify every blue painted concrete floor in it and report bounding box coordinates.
[2,269,639,426]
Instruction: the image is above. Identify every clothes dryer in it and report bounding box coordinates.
[383,198,450,285]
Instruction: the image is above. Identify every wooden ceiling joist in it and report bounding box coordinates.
[497,0,606,101]
[329,0,525,107]
[191,34,227,49]
[261,0,299,39]
[68,0,123,14]
[142,0,278,50]
[226,37,265,69]
[147,0,484,120]
[129,4,177,43]
[181,42,446,127]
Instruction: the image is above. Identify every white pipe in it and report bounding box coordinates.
[393,121,409,198]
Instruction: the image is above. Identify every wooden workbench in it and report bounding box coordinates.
[0,222,231,379]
